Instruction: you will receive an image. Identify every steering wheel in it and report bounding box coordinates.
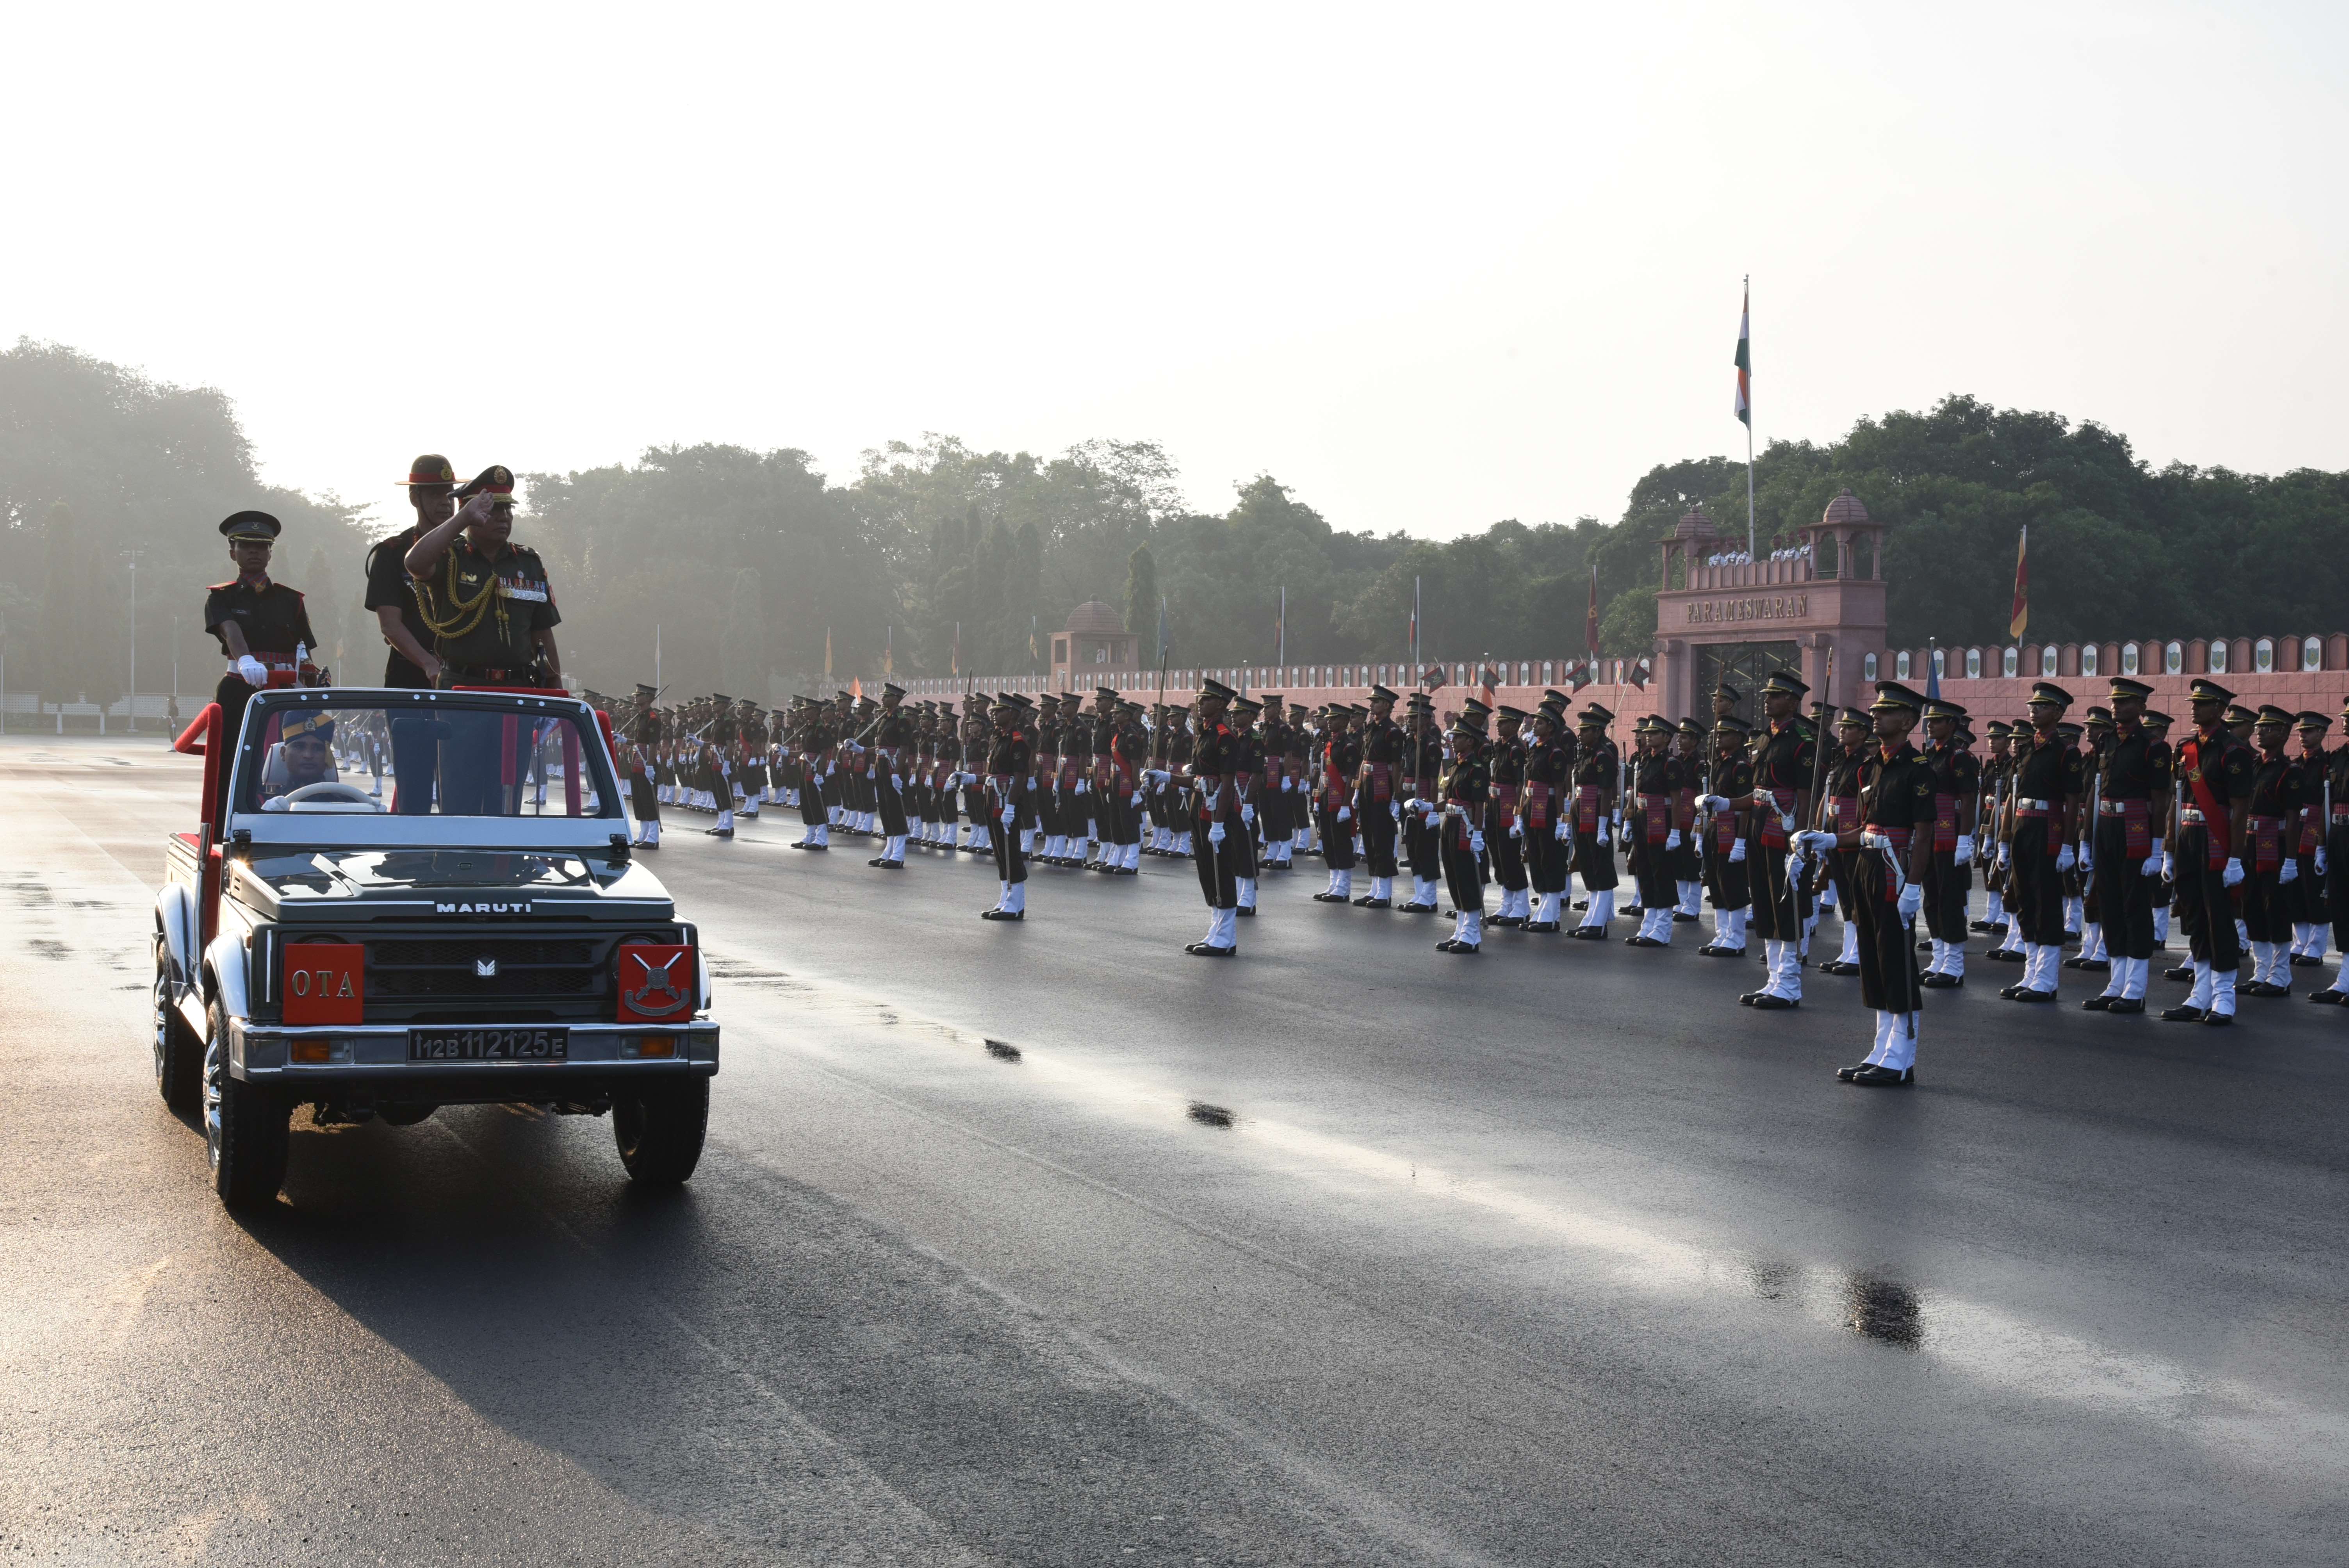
[282,781,379,805]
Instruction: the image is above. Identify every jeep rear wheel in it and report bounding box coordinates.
[153,940,201,1114]
[204,998,289,1210]
[612,1078,708,1186]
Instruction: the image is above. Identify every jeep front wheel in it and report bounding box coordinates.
[612,1078,708,1186]
[204,997,289,1209]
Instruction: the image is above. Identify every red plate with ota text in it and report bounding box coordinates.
[284,943,364,1025]
[617,943,695,1023]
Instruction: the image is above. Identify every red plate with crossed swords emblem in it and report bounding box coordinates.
[617,943,695,1022]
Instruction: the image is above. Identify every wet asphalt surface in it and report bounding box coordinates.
[3,736,2346,1565]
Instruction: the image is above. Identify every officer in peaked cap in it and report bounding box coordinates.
[205,510,317,743]
[1994,681,2078,1001]
[1700,668,1813,1004]
[980,692,1034,918]
[1698,713,1757,956]
[2287,709,2333,975]
[1484,705,1533,928]
[2162,677,2254,1023]
[2317,695,2349,1003]
[2238,704,2312,998]
[1568,704,1621,937]
[405,465,563,691]
[624,681,664,848]
[1185,677,1243,954]
[1433,700,1492,953]
[1353,684,1406,907]
[2078,676,2169,1012]
[1796,680,1934,1085]
[1520,696,1576,931]
[1916,697,1979,989]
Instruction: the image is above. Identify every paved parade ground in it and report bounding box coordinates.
[4,734,2347,1565]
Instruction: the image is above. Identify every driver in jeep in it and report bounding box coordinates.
[260,712,342,807]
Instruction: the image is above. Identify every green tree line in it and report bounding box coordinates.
[8,339,2348,707]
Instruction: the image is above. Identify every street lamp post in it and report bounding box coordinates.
[121,547,145,733]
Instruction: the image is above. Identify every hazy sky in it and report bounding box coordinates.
[6,2,2344,538]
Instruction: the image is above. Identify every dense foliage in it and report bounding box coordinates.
[8,339,2347,705]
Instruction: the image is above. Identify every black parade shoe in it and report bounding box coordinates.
[980,908,1023,921]
[1233,906,1256,918]
[1624,935,1666,948]
[2201,1010,2235,1026]
[1748,994,1798,1010]
[1847,1064,1914,1087]
[2010,988,2058,1003]
[2105,998,2145,1013]
[1438,940,1479,955]
[2158,1003,2205,1022]
[1490,915,1525,928]
[1672,912,1700,923]
[1568,926,1608,940]
[1184,942,1236,957]
[1525,921,1560,933]
[2165,964,2196,982]
[1312,892,1348,903]
[1836,1062,1869,1081]
[1985,948,2025,963]
[1920,973,1962,989]
[2081,994,2114,1011]
[1400,902,1439,915]
[2308,988,2345,1005]
[707,827,734,839]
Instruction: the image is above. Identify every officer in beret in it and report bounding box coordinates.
[204,510,317,743]
[367,455,459,688]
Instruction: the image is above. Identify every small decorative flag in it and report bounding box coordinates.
[1584,565,1602,656]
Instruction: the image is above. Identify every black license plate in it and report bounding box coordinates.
[407,1027,570,1062]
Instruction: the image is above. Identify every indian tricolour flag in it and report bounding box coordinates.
[1733,283,1752,427]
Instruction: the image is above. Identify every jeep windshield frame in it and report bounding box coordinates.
[225,688,628,851]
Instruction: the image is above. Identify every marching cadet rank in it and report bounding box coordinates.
[1433,701,1492,953]
[1101,697,1147,874]
[1569,706,1621,939]
[1698,714,1757,956]
[1668,718,1707,925]
[2161,679,2254,1025]
[1184,678,1243,955]
[1401,693,1445,914]
[2064,707,2116,974]
[2316,698,2349,1003]
[2143,709,2177,954]
[1797,681,1934,1086]
[1624,715,1686,948]
[1917,698,1980,988]
[2288,711,2332,972]
[980,693,1034,919]
[1485,707,1532,928]
[1994,682,2078,1001]
[1520,695,1576,932]
[2238,706,2312,998]
[1353,686,1404,906]
[1699,669,1813,1005]
[1811,709,1871,974]
[2079,678,2170,1012]
[1255,695,1292,872]
[1314,705,1364,902]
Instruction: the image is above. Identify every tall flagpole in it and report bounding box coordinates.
[1744,274,1756,560]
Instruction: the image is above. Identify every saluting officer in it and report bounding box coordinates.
[404,466,562,689]
[204,510,317,743]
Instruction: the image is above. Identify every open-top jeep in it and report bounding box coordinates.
[155,686,718,1208]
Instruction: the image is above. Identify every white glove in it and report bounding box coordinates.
[1898,882,1923,920]
[1665,829,1682,850]
[1390,802,1401,821]
[1001,804,1016,827]
[1997,842,2011,868]
[825,763,836,777]
[1130,791,1143,808]
[1554,820,1569,842]
[2057,844,2075,872]
[889,774,902,791]
[1280,777,1294,792]
[1596,820,1611,846]
[1337,805,1351,823]
[1509,821,1523,840]
[1786,854,1805,883]
[2317,847,2329,876]
[1702,795,1732,814]
[1728,839,1747,863]
[2281,858,2299,885]
[235,654,268,687]
[1075,779,1087,794]
[1954,837,1973,866]
[1209,821,1226,846]
[1797,830,1835,855]
[1240,804,1255,826]
[2222,856,2244,888]
[2078,846,2093,874]
[1470,830,1485,854]
[2158,850,2174,879]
